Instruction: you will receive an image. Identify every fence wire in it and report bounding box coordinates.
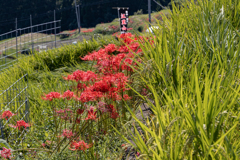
[0,74,29,147]
[0,18,61,72]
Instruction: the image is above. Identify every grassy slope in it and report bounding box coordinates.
[93,10,170,35]
[0,36,119,115]
[0,35,123,158]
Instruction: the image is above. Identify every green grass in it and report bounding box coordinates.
[0,35,125,159]
[94,9,171,35]
[0,35,119,115]
[117,0,240,159]
[2,0,240,158]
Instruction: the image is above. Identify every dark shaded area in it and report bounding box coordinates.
[0,0,171,34]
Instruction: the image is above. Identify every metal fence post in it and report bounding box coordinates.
[30,15,34,54]
[0,120,5,139]
[5,45,6,65]
[20,29,21,54]
[25,74,29,122]
[25,98,29,123]
[54,10,56,48]
[16,18,18,59]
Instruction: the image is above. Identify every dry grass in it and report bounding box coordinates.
[0,33,60,52]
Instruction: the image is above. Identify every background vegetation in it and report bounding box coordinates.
[0,0,171,34]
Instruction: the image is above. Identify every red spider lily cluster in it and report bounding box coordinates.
[0,111,16,120]
[0,110,29,130]
[0,111,28,158]
[108,25,118,30]
[69,29,77,33]
[128,18,133,24]
[41,33,146,152]
[82,29,95,33]
[9,120,30,130]
[0,147,11,159]
[69,140,92,152]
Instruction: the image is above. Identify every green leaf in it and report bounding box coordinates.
[0,139,11,149]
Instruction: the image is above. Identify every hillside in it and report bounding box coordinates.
[0,0,171,34]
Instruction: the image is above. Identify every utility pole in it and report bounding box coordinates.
[77,5,81,33]
[148,0,151,26]
[74,0,80,33]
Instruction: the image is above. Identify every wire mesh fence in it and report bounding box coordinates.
[0,17,61,72]
[0,74,29,147]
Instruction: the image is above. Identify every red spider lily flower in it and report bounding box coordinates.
[82,29,94,33]
[77,109,84,115]
[42,92,61,101]
[110,111,119,119]
[104,44,117,53]
[126,52,135,58]
[123,94,131,101]
[118,33,135,44]
[0,111,16,120]
[85,109,97,121]
[69,140,92,152]
[73,70,98,82]
[77,83,86,90]
[76,118,81,124]
[56,109,65,114]
[108,90,122,101]
[107,104,119,119]
[0,147,11,159]
[46,140,53,145]
[124,58,133,65]
[81,49,109,61]
[98,101,109,113]
[78,91,103,103]
[121,144,128,151]
[112,32,120,36]
[62,129,73,138]
[113,73,129,92]
[107,104,116,112]
[92,80,111,93]
[129,42,140,52]
[62,90,74,100]
[9,120,30,130]
[117,46,130,53]
[122,58,133,71]
[63,74,75,81]
[137,152,140,157]
[141,88,148,96]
